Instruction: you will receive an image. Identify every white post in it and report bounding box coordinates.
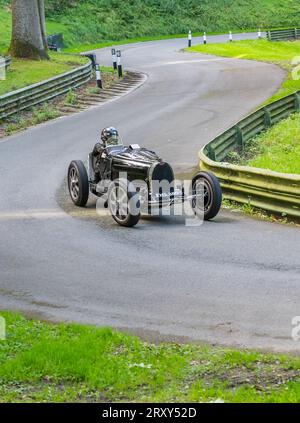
[203,32,207,45]
[229,31,233,42]
[188,30,192,47]
[117,50,122,78]
[111,48,117,70]
[95,63,102,89]
[258,28,262,39]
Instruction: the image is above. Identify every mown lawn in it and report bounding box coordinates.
[0,53,88,96]
[187,39,300,103]
[1,311,300,403]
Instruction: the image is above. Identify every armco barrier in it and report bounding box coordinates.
[5,56,11,68]
[199,92,300,218]
[267,28,300,41]
[0,59,92,120]
[0,56,11,71]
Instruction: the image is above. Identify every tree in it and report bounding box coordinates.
[10,0,49,60]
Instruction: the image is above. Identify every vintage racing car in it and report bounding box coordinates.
[68,127,222,227]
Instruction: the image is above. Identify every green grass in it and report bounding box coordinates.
[0,52,88,95]
[188,39,300,175]
[1,66,118,134]
[222,198,300,225]
[188,39,300,103]
[0,2,10,54]
[238,113,300,174]
[1,311,300,402]
[3,104,61,135]
[2,0,300,54]
[1,0,300,94]
[41,0,300,48]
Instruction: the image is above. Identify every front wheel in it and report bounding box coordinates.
[68,160,89,207]
[108,181,140,227]
[191,171,222,220]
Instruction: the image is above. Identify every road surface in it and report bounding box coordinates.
[1,33,299,353]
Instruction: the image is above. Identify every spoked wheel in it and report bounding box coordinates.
[68,160,89,207]
[191,171,222,220]
[108,181,140,227]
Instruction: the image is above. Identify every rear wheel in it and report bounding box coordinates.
[68,160,89,207]
[191,171,222,220]
[108,181,140,227]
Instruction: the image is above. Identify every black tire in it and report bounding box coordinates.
[108,180,140,227]
[191,171,222,220]
[68,160,89,207]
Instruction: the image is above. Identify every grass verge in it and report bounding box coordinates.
[1,311,300,403]
[220,112,300,224]
[187,39,300,103]
[222,199,300,226]
[0,52,88,96]
[226,112,300,174]
[0,66,119,137]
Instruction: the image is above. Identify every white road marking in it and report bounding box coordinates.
[150,55,247,67]
[0,208,112,221]
[0,209,67,220]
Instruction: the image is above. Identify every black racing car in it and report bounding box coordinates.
[68,127,222,227]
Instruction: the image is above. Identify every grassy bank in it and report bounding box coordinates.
[227,113,300,174]
[188,39,300,103]
[0,52,88,96]
[2,1,300,53]
[1,312,300,402]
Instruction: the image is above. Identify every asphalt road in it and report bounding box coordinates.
[1,33,299,353]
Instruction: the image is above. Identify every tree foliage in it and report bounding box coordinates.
[42,0,300,45]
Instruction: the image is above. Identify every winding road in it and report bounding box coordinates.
[1,33,299,353]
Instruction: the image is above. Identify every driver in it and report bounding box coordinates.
[92,127,120,182]
[92,127,120,154]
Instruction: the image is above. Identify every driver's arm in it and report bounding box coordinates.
[92,142,105,156]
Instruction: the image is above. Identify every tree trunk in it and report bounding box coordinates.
[37,0,47,48]
[9,0,49,60]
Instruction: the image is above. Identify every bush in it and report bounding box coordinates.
[43,0,300,47]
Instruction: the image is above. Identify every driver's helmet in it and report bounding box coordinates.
[101,127,120,146]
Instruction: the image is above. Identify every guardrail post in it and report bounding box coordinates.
[203,32,207,45]
[235,126,244,148]
[188,30,192,47]
[207,145,216,161]
[267,30,271,41]
[116,50,123,78]
[5,56,11,70]
[111,48,117,71]
[229,31,233,42]
[294,93,300,111]
[295,28,298,39]
[81,53,96,69]
[0,56,5,81]
[263,108,272,127]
